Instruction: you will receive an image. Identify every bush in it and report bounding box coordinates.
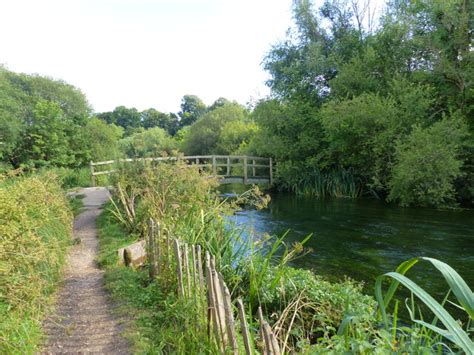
[388,117,468,207]
[0,174,72,353]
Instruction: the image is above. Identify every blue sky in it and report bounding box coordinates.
[0,0,295,113]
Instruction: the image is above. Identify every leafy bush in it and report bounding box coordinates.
[0,174,72,353]
[389,117,468,207]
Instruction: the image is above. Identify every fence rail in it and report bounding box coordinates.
[89,155,273,187]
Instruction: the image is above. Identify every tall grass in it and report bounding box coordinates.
[277,165,362,198]
[0,173,73,353]
[375,257,473,354]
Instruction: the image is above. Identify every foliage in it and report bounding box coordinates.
[388,117,469,207]
[177,94,207,128]
[118,127,178,158]
[83,117,123,161]
[0,173,72,353]
[375,257,473,354]
[181,102,254,155]
[0,67,90,168]
[252,0,473,207]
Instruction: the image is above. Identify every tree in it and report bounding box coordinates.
[0,67,92,168]
[181,103,251,155]
[84,118,123,161]
[118,127,177,158]
[15,100,72,167]
[141,108,179,135]
[97,106,142,135]
[178,95,207,128]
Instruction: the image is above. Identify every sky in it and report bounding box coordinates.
[0,0,295,113]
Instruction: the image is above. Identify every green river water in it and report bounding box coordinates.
[226,189,473,303]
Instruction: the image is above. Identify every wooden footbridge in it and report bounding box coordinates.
[90,155,273,187]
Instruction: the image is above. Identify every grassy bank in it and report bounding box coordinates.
[0,174,73,353]
[97,162,473,353]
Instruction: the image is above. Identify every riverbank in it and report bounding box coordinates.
[98,162,473,353]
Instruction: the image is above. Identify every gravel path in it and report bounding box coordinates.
[43,187,130,354]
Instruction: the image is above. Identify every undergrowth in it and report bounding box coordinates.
[0,173,73,354]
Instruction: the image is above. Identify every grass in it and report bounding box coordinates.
[0,173,73,354]
[68,193,85,216]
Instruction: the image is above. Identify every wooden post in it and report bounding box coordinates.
[154,222,163,275]
[269,158,273,185]
[252,159,256,177]
[196,245,204,287]
[173,239,185,297]
[212,269,228,349]
[226,156,230,176]
[148,219,156,279]
[206,266,222,351]
[243,156,248,185]
[237,299,253,355]
[90,161,96,187]
[183,243,191,298]
[220,276,238,354]
[212,155,217,176]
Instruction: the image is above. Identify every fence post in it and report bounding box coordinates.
[90,161,96,187]
[252,159,256,177]
[243,156,248,184]
[148,219,156,279]
[212,155,217,176]
[226,157,230,176]
[237,299,252,355]
[269,158,273,185]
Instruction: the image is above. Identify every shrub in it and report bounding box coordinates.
[0,173,72,353]
[388,117,468,207]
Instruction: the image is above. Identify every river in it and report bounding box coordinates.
[224,187,474,304]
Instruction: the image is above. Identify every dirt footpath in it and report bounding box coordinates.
[43,187,130,354]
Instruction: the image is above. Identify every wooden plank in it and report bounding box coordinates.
[92,169,116,176]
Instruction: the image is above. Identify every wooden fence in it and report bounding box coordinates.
[144,218,281,355]
[89,155,273,187]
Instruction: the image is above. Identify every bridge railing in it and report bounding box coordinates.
[89,155,273,186]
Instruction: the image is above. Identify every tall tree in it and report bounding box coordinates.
[178,95,207,128]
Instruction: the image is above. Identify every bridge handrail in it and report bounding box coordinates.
[89,155,273,186]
